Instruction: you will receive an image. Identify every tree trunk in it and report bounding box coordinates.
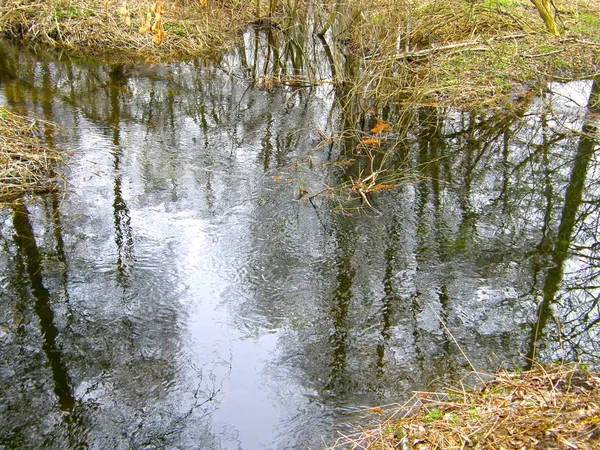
[530,0,559,36]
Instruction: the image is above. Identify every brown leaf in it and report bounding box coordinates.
[371,120,392,134]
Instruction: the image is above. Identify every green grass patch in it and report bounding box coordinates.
[482,0,516,10]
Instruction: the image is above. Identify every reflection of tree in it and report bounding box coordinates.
[235,26,320,85]
[414,107,454,369]
[527,78,600,366]
[260,112,274,170]
[37,60,76,327]
[236,82,600,441]
[0,42,225,448]
[108,65,135,289]
[3,36,600,449]
[11,202,75,411]
[376,220,399,380]
[1,201,90,448]
[324,218,356,398]
[0,43,17,83]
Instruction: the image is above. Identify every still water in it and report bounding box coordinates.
[0,38,599,449]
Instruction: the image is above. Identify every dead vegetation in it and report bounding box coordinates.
[329,364,600,450]
[0,1,597,98]
[0,0,253,61]
[0,107,63,204]
[327,0,600,109]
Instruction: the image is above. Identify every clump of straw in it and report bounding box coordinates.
[0,107,63,203]
[330,364,600,449]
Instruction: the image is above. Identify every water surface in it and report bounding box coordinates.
[0,39,599,449]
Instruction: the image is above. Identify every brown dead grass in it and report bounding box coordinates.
[0,0,254,61]
[0,107,63,203]
[339,0,600,109]
[0,1,598,106]
[329,364,600,450]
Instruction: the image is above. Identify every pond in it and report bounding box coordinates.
[0,38,599,449]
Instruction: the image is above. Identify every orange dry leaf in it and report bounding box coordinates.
[153,26,165,45]
[360,137,380,145]
[151,1,162,13]
[151,2,165,45]
[273,176,281,181]
[200,0,207,6]
[371,184,397,192]
[369,408,383,415]
[139,9,152,34]
[139,1,165,45]
[371,120,392,134]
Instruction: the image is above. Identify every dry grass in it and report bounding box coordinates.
[334,0,600,109]
[0,1,598,102]
[0,0,255,61]
[0,107,63,204]
[328,364,600,450]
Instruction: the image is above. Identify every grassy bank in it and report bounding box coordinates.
[0,1,598,109]
[329,364,600,449]
[0,0,252,60]
[0,107,63,204]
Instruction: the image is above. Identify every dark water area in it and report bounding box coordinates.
[0,37,599,449]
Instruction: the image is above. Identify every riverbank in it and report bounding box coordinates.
[0,107,63,204]
[329,364,600,449]
[0,1,598,109]
[0,0,251,61]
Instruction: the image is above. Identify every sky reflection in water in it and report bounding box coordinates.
[0,39,599,449]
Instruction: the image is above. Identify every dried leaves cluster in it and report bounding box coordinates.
[330,364,600,450]
[0,108,62,203]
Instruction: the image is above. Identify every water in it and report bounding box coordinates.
[0,39,599,449]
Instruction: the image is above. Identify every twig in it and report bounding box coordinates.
[393,41,488,60]
[427,303,486,384]
[524,49,565,58]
